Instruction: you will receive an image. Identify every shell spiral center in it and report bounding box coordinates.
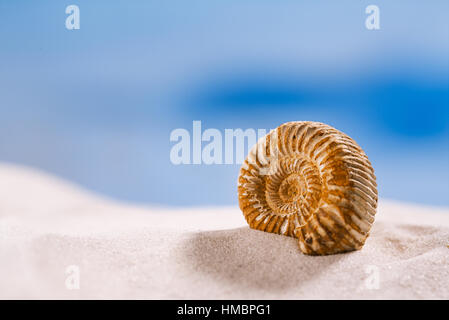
[265,156,322,223]
[278,173,305,203]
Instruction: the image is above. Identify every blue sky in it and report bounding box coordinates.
[0,1,448,206]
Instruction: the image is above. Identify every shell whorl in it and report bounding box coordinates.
[238,121,378,255]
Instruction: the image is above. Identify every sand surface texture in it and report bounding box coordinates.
[0,163,448,299]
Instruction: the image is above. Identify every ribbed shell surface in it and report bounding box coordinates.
[238,121,378,255]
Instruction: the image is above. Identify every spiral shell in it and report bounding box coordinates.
[238,121,378,255]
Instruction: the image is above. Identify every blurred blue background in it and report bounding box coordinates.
[0,1,448,206]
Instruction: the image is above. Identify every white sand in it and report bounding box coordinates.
[0,163,448,300]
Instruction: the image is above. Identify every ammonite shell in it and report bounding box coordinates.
[238,121,378,255]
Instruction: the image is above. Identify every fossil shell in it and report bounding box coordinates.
[238,121,378,255]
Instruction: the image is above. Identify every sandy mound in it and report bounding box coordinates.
[0,163,448,299]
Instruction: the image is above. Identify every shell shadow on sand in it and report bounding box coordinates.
[180,227,349,291]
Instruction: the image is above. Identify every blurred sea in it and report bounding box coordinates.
[0,1,448,206]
